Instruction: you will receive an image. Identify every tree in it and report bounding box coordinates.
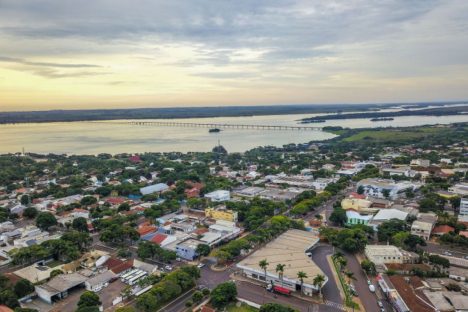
[210,282,237,309]
[361,260,376,276]
[49,269,64,278]
[260,303,297,312]
[357,185,365,195]
[77,291,101,309]
[0,289,19,309]
[192,291,203,303]
[296,271,308,296]
[329,207,347,226]
[382,189,391,199]
[136,292,158,312]
[35,212,57,230]
[81,196,97,206]
[22,207,38,219]
[377,219,408,242]
[313,274,325,296]
[275,264,285,287]
[118,203,130,212]
[13,279,34,298]
[72,217,89,232]
[259,259,269,284]
[195,244,210,257]
[344,271,355,283]
[20,195,30,206]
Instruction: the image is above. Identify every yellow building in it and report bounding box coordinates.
[341,198,374,212]
[205,207,238,222]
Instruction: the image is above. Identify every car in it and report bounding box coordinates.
[367,279,372,285]
[444,251,452,256]
[369,284,376,292]
[305,252,312,257]
[378,300,384,308]
[197,263,205,268]
[164,265,173,271]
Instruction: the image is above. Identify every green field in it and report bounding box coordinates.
[323,123,467,145]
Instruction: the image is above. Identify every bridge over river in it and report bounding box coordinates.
[101,120,323,131]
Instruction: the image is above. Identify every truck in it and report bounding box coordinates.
[266,284,291,296]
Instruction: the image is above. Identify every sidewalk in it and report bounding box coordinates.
[230,272,323,304]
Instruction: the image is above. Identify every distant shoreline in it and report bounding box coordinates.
[0,101,466,124]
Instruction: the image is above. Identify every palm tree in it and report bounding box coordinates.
[336,256,347,271]
[344,270,356,283]
[313,274,325,297]
[259,259,269,284]
[297,271,308,296]
[276,264,286,287]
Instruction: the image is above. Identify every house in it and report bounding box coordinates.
[85,270,116,292]
[369,208,408,230]
[345,210,372,226]
[448,183,468,196]
[71,208,90,219]
[432,225,455,236]
[204,190,230,202]
[175,239,202,260]
[341,197,373,212]
[205,206,238,222]
[411,213,437,241]
[365,245,418,265]
[140,183,169,195]
[410,159,430,167]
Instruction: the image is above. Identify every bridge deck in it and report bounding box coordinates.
[102,120,322,131]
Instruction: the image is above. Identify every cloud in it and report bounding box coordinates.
[0,56,100,68]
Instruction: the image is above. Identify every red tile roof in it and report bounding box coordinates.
[138,225,157,236]
[111,259,134,274]
[349,192,366,199]
[389,275,436,312]
[105,197,126,205]
[432,225,455,235]
[150,233,167,245]
[0,305,13,312]
[459,231,468,238]
[194,228,209,235]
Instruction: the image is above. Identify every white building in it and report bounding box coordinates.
[140,183,169,195]
[356,178,419,199]
[459,198,468,218]
[411,213,437,241]
[365,245,418,265]
[448,183,468,197]
[204,190,230,202]
[237,230,326,296]
[85,270,116,292]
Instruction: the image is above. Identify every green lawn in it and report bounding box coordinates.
[227,302,259,312]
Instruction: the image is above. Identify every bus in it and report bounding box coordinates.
[128,271,148,286]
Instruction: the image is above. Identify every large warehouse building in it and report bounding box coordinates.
[236,229,327,296]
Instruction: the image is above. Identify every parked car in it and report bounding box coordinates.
[367,279,371,285]
[369,284,376,292]
[164,265,173,271]
[444,251,452,256]
[197,263,205,268]
[378,300,384,308]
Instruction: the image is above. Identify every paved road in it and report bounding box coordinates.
[237,280,342,312]
[422,241,468,259]
[343,251,382,312]
[310,245,341,304]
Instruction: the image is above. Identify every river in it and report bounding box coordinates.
[0,114,467,154]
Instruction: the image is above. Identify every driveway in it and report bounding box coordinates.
[310,245,342,304]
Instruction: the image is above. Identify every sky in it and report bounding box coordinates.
[0,0,468,111]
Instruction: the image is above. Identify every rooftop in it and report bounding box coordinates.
[237,229,324,287]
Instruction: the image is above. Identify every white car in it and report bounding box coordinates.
[164,265,173,271]
[369,284,375,293]
[197,263,205,268]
